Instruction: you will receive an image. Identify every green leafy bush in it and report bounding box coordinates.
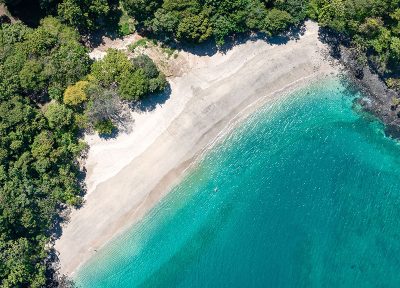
[90,49,167,101]
[94,119,116,135]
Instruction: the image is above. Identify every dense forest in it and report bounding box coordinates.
[122,0,399,77]
[122,0,400,79]
[0,2,165,286]
[0,0,399,287]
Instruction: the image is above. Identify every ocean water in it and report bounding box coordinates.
[75,77,400,287]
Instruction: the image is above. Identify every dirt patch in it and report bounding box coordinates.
[89,33,193,78]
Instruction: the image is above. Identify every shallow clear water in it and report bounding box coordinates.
[75,77,400,287]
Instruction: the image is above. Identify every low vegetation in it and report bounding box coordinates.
[128,37,150,51]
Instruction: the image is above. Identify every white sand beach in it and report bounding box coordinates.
[55,21,340,276]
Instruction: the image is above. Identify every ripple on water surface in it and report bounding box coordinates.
[75,77,400,288]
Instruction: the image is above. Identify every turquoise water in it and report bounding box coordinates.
[75,77,400,287]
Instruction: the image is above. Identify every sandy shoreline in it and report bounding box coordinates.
[55,21,340,276]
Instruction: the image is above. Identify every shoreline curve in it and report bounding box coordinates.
[55,21,341,276]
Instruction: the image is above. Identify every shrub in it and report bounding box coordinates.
[128,38,149,51]
[94,119,116,135]
[118,69,149,100]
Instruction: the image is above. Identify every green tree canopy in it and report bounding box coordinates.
[44,102,74,129]
[57,0,111,31]
[90,49,167,101]
[63,80,89,105]
[91,49,133,86]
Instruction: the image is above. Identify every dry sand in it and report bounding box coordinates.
[55,21,340,276]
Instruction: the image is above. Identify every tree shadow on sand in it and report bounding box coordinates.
[97,127,121,140]
[95,83,171,140]
[92,22,305,137]
[46,177,87,287]
[84,5,124,48]
[129,83,172,113]
[317,27,351,60]
[46,246,76,287]
[148,22,307,57]
[46,21,307,287]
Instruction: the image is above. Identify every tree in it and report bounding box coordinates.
[57,0,85,29]
[0,94,83,287]
[91,49,133,86]
[150,8,180,38]
[132,54,159,78]
[316,0,347,33]
[0,237,47,288]
[0,17,90,102]
[264,8,294,34]
[31,130,54,160]
[274,0,309,23]
[44,102,74,129]
[149,74,167,93]
[57,0,111,31]
[176,11,213,42]
[244,0,267,30]
[24,25,58,55]
[0,12,93,288]
[122,0,162,22]
[0,22,31,46]
[18,60,46,94]
[94,119,116,135]
[359,17,384,38]
[118,69,149,100]
[45,41,91,97]
[63,80,89,105]
[127,0,308,45]
[90,49,166,101]
[212,15,237,46]
[85,84,122,124]
[390,37,400,62]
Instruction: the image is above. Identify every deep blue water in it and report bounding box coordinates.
[75,77,400,287]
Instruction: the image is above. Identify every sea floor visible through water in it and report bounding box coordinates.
[75,76,400,288]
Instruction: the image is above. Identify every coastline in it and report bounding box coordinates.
[318,31,400,138]
[55,21,340,276]
[342,52,400,138]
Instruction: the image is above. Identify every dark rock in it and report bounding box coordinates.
[0,15,11,24]
[338,45,400,139]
